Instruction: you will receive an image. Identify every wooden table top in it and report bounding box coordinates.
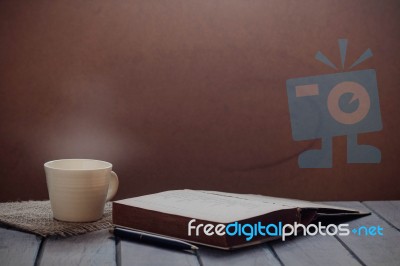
[1,201,399,266]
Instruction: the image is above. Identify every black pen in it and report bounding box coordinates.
[111,227,199,251]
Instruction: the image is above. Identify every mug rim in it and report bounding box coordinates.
[44,159,112,171]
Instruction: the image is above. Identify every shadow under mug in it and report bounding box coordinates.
[44,159,119,222]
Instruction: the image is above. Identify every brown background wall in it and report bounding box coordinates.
[0,0,399,201]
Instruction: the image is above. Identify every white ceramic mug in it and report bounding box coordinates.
[44,159,119,222]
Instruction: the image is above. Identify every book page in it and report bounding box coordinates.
[199,190,360,213]
[115,190,295,223]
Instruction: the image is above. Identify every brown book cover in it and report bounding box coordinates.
[112,190,367,250]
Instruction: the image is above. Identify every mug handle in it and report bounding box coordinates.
[106,171,119,201]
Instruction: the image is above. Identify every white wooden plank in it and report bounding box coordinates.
[327,201,400,266]
[38,229,115,266]
[271,233,361,266]
[363,201,400,230]
[198,245,281,266]
[0,227,42,266]
[119,240,199,266]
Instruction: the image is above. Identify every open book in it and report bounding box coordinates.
[112,190,367,250]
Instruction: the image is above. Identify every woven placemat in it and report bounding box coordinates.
[0,200,112,237]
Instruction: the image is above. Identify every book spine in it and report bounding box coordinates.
[112,202,230,248]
